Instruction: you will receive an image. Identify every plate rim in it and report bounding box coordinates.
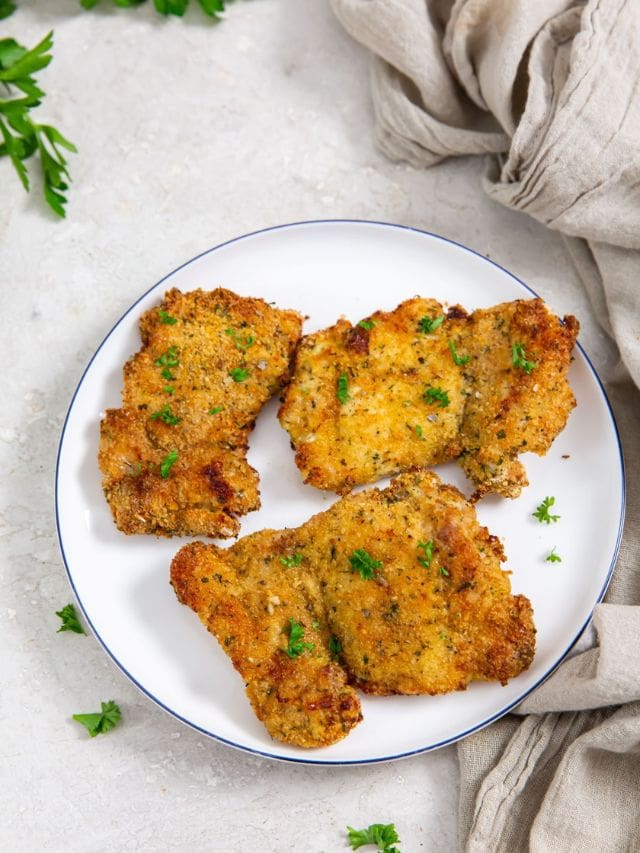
[54,219,626,766]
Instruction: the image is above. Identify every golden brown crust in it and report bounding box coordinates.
[457,299,579,500]
[171,540,362,748]
[278,298,465,495]
[170,469,535,747]
[279,297,579,500]
[99,288,302,537]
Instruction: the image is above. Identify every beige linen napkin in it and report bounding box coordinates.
[330,0,640,849]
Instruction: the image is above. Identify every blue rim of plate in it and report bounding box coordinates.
[55,219,626,766]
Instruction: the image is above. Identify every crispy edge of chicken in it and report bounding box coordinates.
[99,287,303,538]
[170,469,535,747]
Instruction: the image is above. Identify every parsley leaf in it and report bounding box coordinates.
[329,635,342,659]
[423,386,450,407]
[546,547,562,562]
[73,700,121,738]
[449,339,470,366]
[533,496,560,524]
[280,553,303,567]
[284,618,314,659]
[160,449,178,478]
[158,310,177,325]
[225,327,255,351]
[439,565,449,577]
[415,424,423,438]
[80,0,228,16]
[349,548,382,580]
[55,603,85,635]
[0,1,17,19]
[150,403,181,425]
[347,823,400,852]
[512,342,536,374]
[358,319,375,331]
[154,346,179,369]
[229,367,249,382]
[337,372,349,405]
[0,31,77,217]
[417,539,434,570]
[418,315,444,334]
[208,405,223,415]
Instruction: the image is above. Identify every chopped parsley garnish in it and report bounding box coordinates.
[72,700,121,738]
[229,368,249,382]
[417,539,434,569]
[163,385,174,395]
[358,319,375,331]
[347,823,400,852]
[55,603,85,635]
[329,635,342,659]
[284,618,314,659]
[533,496,560,524]
[280,553,304,567]
[150,404,181,426]
[208,406,223,415]
[418,314,444,334]
[158,310,177,325]
[161,367,175,380]
[337,372,349,405]
[546,547,562,563]
[449,340,470,366]
[439,566,450,577]
[225,328,255,351]
[155,345,179,367]
[512,342,536,374]
[349,548,382,580]
[423,386,450,407]
[415,424,423,438]
[160,450,178,478]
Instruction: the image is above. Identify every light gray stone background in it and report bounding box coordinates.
[0,1,617,851]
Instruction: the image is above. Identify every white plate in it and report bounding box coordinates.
[56,220,624,765]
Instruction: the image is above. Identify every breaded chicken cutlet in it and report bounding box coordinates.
[170,469,535,748]
[99,288,302,538]
[279,297,578,500]
[456,299,579,499]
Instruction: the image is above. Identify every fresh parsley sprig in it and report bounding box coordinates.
[533,496,560,524]
[417,539,434,570]
[347,823,401,852]
[280,553,303,568]
[79,0,228,18]
[284,618,314,659]
[449,339,470,366]
[0,1,16,20]
[337,372,349,405]
[512,342,536,374]
[349,548,382,580]
[55,603,85,634]
[423,386,450,408]
[546,547,562,562]
[73,700,121,737]
[160,449,178,478]
[418,315,444,334]
[0,31,77,217]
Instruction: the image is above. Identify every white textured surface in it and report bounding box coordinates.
[0,1,618,851]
